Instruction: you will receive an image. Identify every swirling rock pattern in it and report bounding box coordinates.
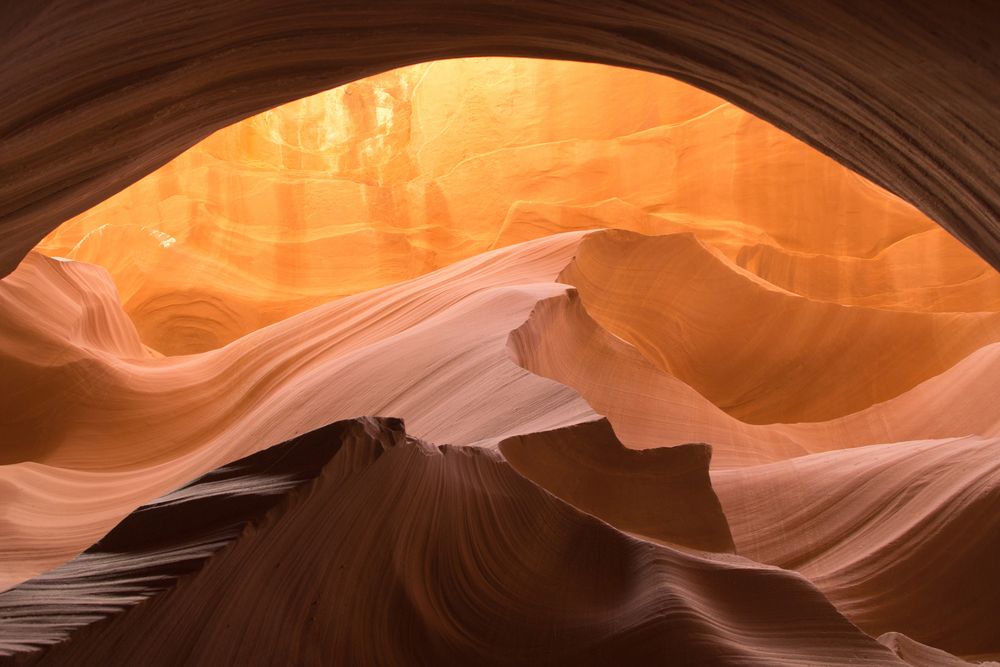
[558,230,1000,424]
[35,58,991,355]
[713,436,1000,657]
[3,225,996,663]
[0,233,599,588]
[1,13,998,665]
[0,424,346,656]
[878,632,984,667]
[4,418,908,666]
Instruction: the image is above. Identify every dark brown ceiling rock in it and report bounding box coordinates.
[0,1,998,278]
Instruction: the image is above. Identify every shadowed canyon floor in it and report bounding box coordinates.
[1,57,999,665]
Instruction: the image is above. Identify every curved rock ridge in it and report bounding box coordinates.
[734,231,1000,313]
[1,8,998,662]
[4,417,907,666]
[1,3,998,280]
[508,289,1000,467]
[559,230,1000,424]
[0,423,349,657]
[878,633,996,667]
[497,418,735,553]
[3,227,998,592]
[0,232,602,589]
[30,58,1000,354]
[0,253,152,362]
[712,436,1000,657]
[1,232,590,469]
[0,254,156,464]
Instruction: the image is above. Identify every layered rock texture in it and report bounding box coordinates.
[1,42,999,667]
[1,2,999,277]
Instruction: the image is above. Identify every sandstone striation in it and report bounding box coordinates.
[1,28,997,667]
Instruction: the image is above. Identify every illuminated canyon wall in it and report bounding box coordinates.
[2,56,999,666]
[35,58,999,356]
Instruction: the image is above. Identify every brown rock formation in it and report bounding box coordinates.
[559,230,1000,424]
[712,437,1000,657]
[3,418,907,666]
[498,418,735,553]
[0,233,598,588]
[507,289,1000,466]
[1,2,998,278]
[1,5,998,662]
[879,633,997,667]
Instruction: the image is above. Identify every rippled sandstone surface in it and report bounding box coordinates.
[2,56,999,666]
[34,58,999,356]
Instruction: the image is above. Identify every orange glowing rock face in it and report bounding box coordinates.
[35,58,998,356]
[5,58,1000,663]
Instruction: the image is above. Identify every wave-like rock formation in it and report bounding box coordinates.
[878,633,985,667]
[1,22,998,666]
[0,424,343,656]
[4,418,911,666]
[3,227,996,663]
[35,58,995,355]
[509,288,1000,467]
[713,437,1000,657]
[0,233,605,588]
[559,230,1000,424]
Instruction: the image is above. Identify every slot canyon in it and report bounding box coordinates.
[1,4,998,666]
